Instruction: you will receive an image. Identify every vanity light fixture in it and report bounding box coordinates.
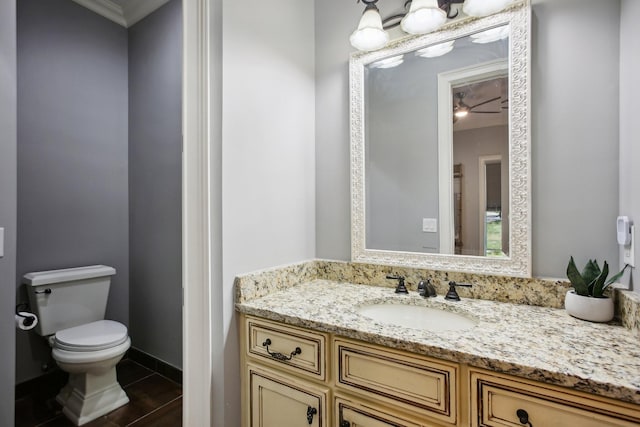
[370,55,405,69]
[350,0,514,52]
[462,0,514,17]
[400,0,447,35]
[350,0,390,52]
[415,40,455,58]
[470,25,509,44]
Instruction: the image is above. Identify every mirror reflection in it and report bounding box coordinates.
[364,26,509,257]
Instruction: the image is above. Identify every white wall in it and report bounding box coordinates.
[315,0,622,279]
[0,0,16,424]
[218,0,316,425]
[620,0,640,288]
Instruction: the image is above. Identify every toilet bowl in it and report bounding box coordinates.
[24,265,131,426]
[51,320,131,426]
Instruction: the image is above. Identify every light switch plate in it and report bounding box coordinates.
[623,225,635,268]
[422,218,438,233]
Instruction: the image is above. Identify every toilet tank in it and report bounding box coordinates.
[24,265,116,336]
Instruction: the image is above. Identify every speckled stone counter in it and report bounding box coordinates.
[235,261,640,406]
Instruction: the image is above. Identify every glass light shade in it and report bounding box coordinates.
[470,26,509,44]
[415,40,455,58]
[400,0,447,35]
[463,0,513,17]
[370,55,404,69]
[454,109,469,118]
[350,6,389,52]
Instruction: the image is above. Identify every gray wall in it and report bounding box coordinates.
[128,0,182,369]
[620,0,640,285]
[219,0,316,425]
[316,0,622,279]
[530,0,620,277]
[16,0,129,383]
[0,0,17,423]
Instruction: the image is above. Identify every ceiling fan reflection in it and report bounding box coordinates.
[453,92,503,123]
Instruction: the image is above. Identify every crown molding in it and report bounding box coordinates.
[120,0,171,27]
[72,0,126,26]
[71,0,170,28]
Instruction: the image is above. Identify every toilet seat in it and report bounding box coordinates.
[54,320,128,352]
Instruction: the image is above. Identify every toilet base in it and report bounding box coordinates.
[56,367,129,426]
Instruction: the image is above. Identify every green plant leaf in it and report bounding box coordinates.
[604,263,630,289]
[582,259,601,285]
[567,256,589,296]
[591,261,609,298]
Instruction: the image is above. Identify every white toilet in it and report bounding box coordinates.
[25,265,131,426]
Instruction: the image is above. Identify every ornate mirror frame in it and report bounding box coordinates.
[350,1,531,277]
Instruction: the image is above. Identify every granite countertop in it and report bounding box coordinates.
[236,279,640,405]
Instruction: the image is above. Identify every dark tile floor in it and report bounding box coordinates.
[15,359,182,427]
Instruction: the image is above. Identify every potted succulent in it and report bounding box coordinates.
[565,257,628,322]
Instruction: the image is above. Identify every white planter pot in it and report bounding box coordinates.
[564,290,614,323]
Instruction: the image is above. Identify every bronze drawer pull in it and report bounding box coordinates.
[516,409,533,426]
[261,338,302,361]
[306,406,317,424]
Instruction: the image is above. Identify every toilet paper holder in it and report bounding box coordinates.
[15,302,36,327]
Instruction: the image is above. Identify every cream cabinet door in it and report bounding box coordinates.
[249,365,328,427]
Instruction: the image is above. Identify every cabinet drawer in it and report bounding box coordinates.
[470,369,640,427]
[246,317,327,381]
[248,364,328,427]
[334,338,458,425]
[336,395,444,427]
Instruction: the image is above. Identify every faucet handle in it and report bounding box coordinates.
[445,281,472,301]
[386,275,408,294]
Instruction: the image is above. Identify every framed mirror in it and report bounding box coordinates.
[350,2,531,277]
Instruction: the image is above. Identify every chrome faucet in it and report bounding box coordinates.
[417,279,437,298]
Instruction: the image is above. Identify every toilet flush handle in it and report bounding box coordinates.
[34,288,52,295]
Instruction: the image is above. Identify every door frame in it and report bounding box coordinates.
[183,0,220,425]
[437,59,508,255]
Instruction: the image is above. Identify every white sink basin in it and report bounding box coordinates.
[357,303,477,332]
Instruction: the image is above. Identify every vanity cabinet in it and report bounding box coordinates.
[470,369,640,427]
[241,314,640,427]
[242,316,330,427]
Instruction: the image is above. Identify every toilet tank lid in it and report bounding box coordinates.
[23,265,116,286]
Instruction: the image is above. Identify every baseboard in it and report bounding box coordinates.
[15,368,68,400]
[127,347,182,385]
